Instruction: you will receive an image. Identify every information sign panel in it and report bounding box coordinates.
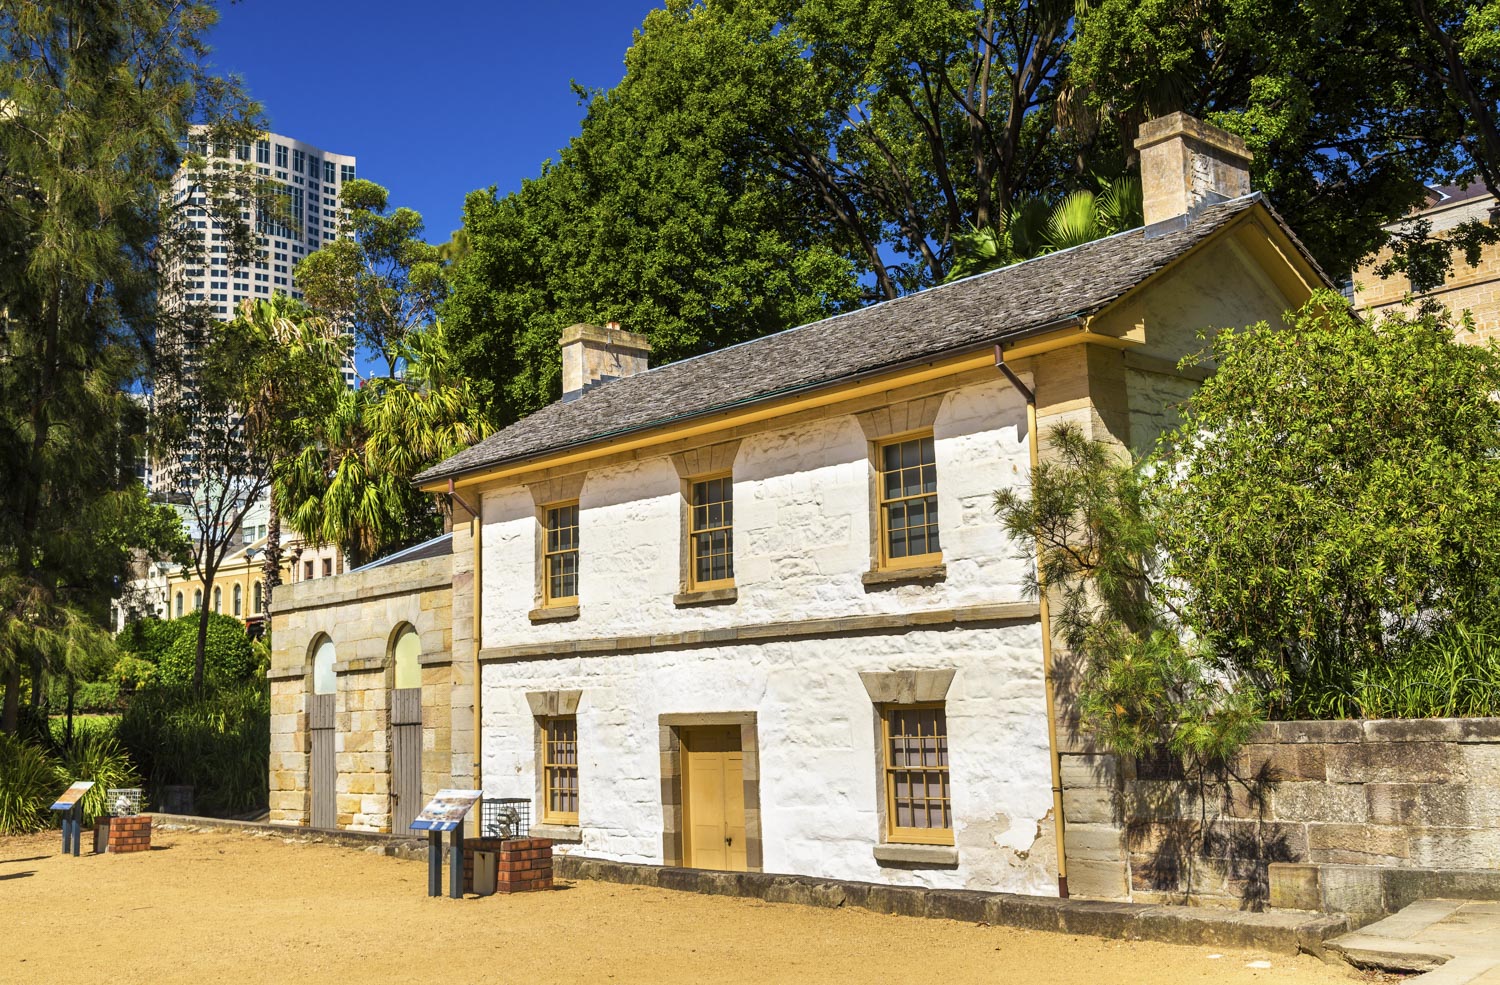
[50,781,94,811]
[409,789,482,832]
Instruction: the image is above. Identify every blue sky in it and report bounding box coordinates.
[210,0,665,245]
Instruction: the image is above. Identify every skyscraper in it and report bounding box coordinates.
[154,129,358,493]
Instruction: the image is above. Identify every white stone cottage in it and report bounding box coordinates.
[276,114,1327,899]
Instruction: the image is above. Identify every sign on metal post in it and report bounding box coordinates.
[50,781,94,857]
[409,789,482,898]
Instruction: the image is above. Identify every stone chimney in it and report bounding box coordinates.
[1134,112,1253,233]
[560,321,652,402]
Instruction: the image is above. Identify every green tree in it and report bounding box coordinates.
[442,3,866,423]
[1153,292,1500,716]
[1070,0,1500,279]
[945,176,1142,281]
[154,300,343,692]
[230,297,347,620]
[0,0,257,731]
[276,321,490,568]
[994,424,1261,760]
[295,180,447,377]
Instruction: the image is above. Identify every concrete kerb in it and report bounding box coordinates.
[149,817,1349,954]
[551,856,1350,955]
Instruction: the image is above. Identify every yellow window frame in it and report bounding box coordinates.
[688,472,735,590]
[540,715,579,825]
[876,432,942,570]
[542,500,580,606]
[881,702,954,846]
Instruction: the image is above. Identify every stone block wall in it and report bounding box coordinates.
[1111,718,1500,910]
[268,550,464,832]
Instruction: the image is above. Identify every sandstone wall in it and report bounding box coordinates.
[268,553,458,831]
[1076,719,1500,909]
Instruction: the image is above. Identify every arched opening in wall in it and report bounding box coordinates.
[308,634,337,829]
[252,581,262,615]
[193,588,202,611]
[389,624,423,832]
[233,584,243,616]
[175,592,184,618]
[213,586,221,613]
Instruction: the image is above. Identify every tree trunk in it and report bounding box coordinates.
[193,574,214,693]
[1,668,18,734]
[263,475,282,621]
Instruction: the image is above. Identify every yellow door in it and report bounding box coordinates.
[682,725,747,872]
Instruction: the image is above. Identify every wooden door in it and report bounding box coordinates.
[682,725,747,872]
[390,687,422,832]
[308,693,336,829]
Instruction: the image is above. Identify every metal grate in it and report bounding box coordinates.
[480,798,531,839]
[106,788,144,817]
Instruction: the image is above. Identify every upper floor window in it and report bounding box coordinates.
[303,560,314,580]
[175,591,184,618]
[322,557,333,577]
[274,144,287,168]
[255,139,270,164]
[878,434,940,567]
[252,581,262,614]
[193,588,203,611]
[212,586,222,612]
[690,475,734,588]
[544,503,580,605]
[233,583,242,616]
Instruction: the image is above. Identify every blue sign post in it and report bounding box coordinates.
[50,781,94,857]
[409,789,482,899]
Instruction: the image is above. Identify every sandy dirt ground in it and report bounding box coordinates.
[0,828,1369,985]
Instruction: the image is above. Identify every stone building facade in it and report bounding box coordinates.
[1351,183,1500,344]
[408,113,1326,898]
[268,534,476,831]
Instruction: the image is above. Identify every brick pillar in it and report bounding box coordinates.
[463,837,553,894]
[107,815,153,853]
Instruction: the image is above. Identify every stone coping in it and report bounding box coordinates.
[152,814,429,859]
[551,855,1350,956]
[273,557,452,615]
[480,601,1040,663]
[1251,718,1500,744]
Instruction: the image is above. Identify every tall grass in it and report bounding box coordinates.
[58,734,141,825]
[0,734,60,835]
[1286,622,1500,720]
[116,682,269,815]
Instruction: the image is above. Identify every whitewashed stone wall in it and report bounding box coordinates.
[481,624,1055,893]
[476,377,1059,892]
[479,378,1034,647]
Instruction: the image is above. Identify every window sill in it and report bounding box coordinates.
[530,822,582,843]
[862,563,947,589]
[528,605,579,623]
[873,843,959,868]
[673,586,738,608]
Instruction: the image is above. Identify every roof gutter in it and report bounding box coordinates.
[421,314,1088,490]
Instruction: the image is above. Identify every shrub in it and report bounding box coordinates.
[113,654,156,692]
[116,681,269,815]
[156,612,255,688]
[48,714,120,748]
[0,734,60,835]
[116,616,191,664]
[57,733,140,825]
[1293,622,1500,720]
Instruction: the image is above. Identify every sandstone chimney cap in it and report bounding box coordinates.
[559,321,652,352]
[1134,111,1252,162]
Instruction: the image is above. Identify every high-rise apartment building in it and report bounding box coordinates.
[154,129,359,493]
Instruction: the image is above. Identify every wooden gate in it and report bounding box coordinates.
[309,692,336,829]
[391,687,422,832]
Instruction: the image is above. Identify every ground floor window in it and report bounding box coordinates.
[881,704,953,845]
[541,716,579,824]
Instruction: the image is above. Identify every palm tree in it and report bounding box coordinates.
[946,176,1144,282]
[230,297,346,620]
[277,320,490,568]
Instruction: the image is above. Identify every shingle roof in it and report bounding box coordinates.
[420,194,1292,485]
